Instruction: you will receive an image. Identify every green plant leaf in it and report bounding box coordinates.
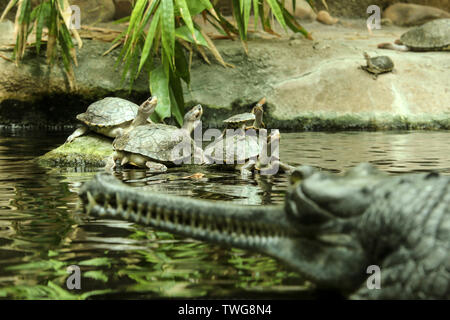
[150,64,171,120]
[175,25,208,46]
[175,0,195,39]
[242,0,252,34]
[138,7,161,73]
[187,0,212,15]
[161,0,175,65]
[265,0,287,30]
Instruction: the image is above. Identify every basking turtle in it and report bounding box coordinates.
[205,129,292,175]
[223,97,266,130]
[66,96,157,143]
[378,18,450,51]
[111,105,204,172]
[360,52,394,79]
[254,130,295,175]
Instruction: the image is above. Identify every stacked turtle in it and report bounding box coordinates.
[66,95,293,175]
[111,105,204,172]
[205,97,293,175]
[66,96,158,143]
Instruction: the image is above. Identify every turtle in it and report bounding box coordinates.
[66,96,157,143]
[253,130,295,175]
[378,18,450,52]
[223,97,266,130]
[204,128,292,175]
[111,105,204,172]
[360,52,394,79]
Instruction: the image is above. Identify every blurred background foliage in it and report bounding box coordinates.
[1,0,313,125]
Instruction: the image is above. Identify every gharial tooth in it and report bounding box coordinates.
[116,193,123,212]
[86,191,97,215]
[104,193,111,208]
[155,206,162,224]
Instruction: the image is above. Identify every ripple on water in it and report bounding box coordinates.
[0,130,448,299]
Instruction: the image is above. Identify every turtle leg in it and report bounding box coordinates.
[278,161,296,174]
[66,126,89,143]
[121,156,129,167]
[260,160,295,175]
[372,73,378,80]
[104,155,116,171]
[240,159,256,176]
[193,146,205,165]
[145,161,168,173]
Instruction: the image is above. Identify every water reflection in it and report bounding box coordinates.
[0,130,448,299]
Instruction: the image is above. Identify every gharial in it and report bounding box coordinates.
[111,104,204,172]
[79,164,449,299]
[66,96,157,143]
[378,18,450,52]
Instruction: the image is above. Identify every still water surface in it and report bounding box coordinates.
[0,130,448,299]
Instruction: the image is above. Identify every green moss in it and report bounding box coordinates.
[36,134,113,167]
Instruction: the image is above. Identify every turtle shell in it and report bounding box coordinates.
[400,19,450,51]
[368,56,394,73]
[206,133,260,164]
[223,112,255,126]
[113,124,194,163]
[77,97,139,128]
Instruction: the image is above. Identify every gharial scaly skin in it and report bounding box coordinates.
[78,164,449,299]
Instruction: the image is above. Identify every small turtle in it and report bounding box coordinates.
[254,130,295,175]
[66,96,157,143]
[223,97,266,130]
[378,18,450,51]
[360,52,394,79]
[112,105,204,172]
[204,129,292,175]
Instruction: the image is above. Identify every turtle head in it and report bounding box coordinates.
[363,52,370,61]
[252,97,266,129]
[140,96,158,115]
[131,96,158,128]
[182,104,203,133]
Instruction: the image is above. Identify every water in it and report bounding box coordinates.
[0,130,448,299]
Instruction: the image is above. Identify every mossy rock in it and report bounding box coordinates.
[37,134,113,167]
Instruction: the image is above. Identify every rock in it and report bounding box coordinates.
[1,21,449,132]
[37,134,113,167]
[285,0,317,21]
[0,20,14,45]
[316,10,339,25]
[71,0,115,25]
[383,3,450,26]
[315,0,450,18]
[113,0,133,20]
[0,40,149,126]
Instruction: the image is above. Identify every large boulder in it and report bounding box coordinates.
[383,3,450,26]
[0,20,449,131]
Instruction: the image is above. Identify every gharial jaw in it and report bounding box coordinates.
[79,173,368,295]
